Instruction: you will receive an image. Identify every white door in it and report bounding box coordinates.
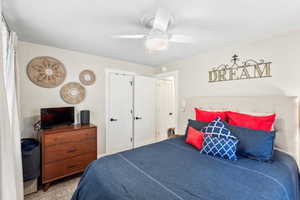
[107,73,133,153]
[134,76,156,147]
[156,79,176,140]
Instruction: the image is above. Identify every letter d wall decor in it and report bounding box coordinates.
[208,55,272,83]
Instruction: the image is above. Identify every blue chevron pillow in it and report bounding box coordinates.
[200,117,239,161]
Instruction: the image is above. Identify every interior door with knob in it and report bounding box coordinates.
[107,73,133,153]
[134,76,156,147]
[156,79,175,141]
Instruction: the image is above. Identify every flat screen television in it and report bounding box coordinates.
[41,107,74,129]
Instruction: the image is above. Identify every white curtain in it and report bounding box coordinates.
[0,18,24,200]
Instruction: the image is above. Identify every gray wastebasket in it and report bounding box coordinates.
[21,138,40,182]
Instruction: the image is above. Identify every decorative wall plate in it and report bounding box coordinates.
[79,70,96,85]
[60,82,86,104]
[27,56,66,88]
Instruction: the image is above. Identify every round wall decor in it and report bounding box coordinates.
[79,70,96,85]
[60,82,86,104]
[27,56,66,88]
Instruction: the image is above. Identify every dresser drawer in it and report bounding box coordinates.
[43,152,96,182]
[44,128,96,147]
[44,139,96,164]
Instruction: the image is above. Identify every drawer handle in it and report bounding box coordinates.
[67,149,77,153]
[68,165,77,169]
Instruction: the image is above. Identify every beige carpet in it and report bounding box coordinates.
[25,176,80,200]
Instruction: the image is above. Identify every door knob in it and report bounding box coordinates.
[135,117,142,120]
[110,118,118,121]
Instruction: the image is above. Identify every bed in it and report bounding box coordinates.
[72,96,300,200]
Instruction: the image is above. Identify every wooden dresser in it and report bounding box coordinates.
[39,124,97,191]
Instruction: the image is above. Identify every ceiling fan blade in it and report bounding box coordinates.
[169,35,194,43]
[112,34,145,39]
[153,8,170,32]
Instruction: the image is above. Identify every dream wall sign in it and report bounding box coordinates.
[208,55,272,83]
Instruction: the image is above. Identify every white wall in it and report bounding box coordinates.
[158,30,300,132]
[18,41,155,155]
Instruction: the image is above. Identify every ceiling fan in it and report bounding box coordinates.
[112,8,194,52]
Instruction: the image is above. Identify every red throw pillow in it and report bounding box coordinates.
[185,126,205,150]
[227,111,276,131]
[195,108,228,122]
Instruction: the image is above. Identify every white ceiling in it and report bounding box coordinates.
[3,0,300,67]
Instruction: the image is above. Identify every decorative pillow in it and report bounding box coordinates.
[185,127,205,150]
[225,122,276,161]
[201,134,239,161]
[195,108,228,123]
[185,119,209,138]
[201,116,231,137]
[227,111,276,131]
[200,117,238,161]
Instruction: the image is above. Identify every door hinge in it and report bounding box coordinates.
[130,81,133,86]
[130,137,133,142]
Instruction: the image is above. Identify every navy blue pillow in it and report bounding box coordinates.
[185,119,209,138]
[200,117,238,161]
[201,134,239,161]
[224,122,276,161]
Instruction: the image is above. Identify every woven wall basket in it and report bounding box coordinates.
[27,56,66,88]
[79,69,96,85]
[60,82,86,104]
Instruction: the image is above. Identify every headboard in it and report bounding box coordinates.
[179,96,300,167]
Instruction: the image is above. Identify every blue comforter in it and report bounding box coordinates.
[72,137,299,200]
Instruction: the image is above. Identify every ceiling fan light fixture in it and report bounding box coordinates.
[145,29,169,52]
[145,38,169,52]
[113,8,194,52]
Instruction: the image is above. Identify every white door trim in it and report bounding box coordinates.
[105,69,136,154]
[155,70,179,135]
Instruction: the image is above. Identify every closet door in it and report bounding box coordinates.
[134,76,156,147]
[107,73,133,153]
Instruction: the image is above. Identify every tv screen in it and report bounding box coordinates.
[41,107,74,129]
